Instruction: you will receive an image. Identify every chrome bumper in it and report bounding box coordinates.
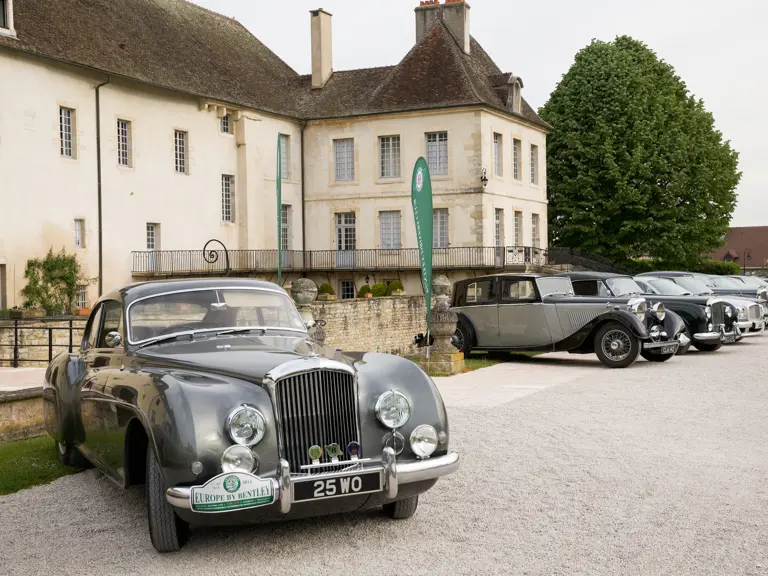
[677,332,691,348]
[642,340,679,352]
[736,319,765,336]
[165,449,460,512]
[693,331,723,342]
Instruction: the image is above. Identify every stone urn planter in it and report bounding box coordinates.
[8,309,23,320]
[291,278,318,306]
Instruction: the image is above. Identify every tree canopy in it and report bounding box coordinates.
[539,36,740,266]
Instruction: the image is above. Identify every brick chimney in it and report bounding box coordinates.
[415,0,470,55]
[310,8,333,89]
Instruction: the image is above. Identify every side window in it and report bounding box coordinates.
[466,280,496,304]
[97,301,123,348]
[597,282,612,297]
[84,305,104,350]
[573,281,598,297]
[502,280,537,301]
[636,280,651,293]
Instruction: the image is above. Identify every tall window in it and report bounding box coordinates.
[59,107,75,158]
[335,213,356,251]
[281,205,292,251]
[221,175,235,223]
[280,134,291,180]
[339,280,355,301]
[117,119,132,167]
[334,138,355,181]
[426,132,448,176]
[530,144,539,185]
[146,223,159,250]
[220,114,231,134]
[433,208,449,249]
[380,211,402,250]
[0,0,7,29]
[175,130,188,174]
[513,139,522,181]
[493,133,503,176]
[532,213,540,248]
[514,211,523,245]
[495,209,504,247]
[75,287,88,310]
[379,135,401,179]
[74,219,85,249]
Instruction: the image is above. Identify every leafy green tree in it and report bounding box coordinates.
[21,249,82,316]
[540,36,740,266]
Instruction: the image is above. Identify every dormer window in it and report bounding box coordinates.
[511,81,522,114]
[0,0,15,36]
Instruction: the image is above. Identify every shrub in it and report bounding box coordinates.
[694,260,742,276]
[0,309,9,320]
[357,285,372,298]
[318,283,335,295]
[385,280,404,295]
[371,283,388,298]
[21,248,82,316]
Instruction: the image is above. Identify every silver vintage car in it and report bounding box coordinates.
[451,274,685,369]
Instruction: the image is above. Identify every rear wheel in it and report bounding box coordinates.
[453,319,473,356]
[146,446,189,553]
[693,341,722,352]
[594,322,641,368]
[383,495,419,520]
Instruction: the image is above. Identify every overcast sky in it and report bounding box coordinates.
[194,0,766,227]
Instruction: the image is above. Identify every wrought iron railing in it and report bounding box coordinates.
[0,318,87,367]
[131,246,624,276]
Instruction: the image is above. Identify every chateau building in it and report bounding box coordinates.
[0,0,549,309]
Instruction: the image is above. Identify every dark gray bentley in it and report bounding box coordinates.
[451,274,685,368]
[43,279,458,552]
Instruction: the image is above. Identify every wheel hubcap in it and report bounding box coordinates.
[602,330,631,362]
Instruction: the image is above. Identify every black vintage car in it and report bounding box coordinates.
[451,274,684,368]
[638,271,768,302]
[44,279,459,552]
[558,272,734,352]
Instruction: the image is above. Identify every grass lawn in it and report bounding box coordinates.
[0,436,81,496]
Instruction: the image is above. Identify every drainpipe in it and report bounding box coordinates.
[94,76,110,297]
[300,120,308,278]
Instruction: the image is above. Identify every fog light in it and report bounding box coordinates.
[191,461,204,475]
[708,323,714,332]
[221,445,256,473]
[649,326,661,339]
[410,425,438,459]
[383,431,405,455]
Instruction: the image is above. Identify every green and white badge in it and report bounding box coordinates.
[190,472,275,513]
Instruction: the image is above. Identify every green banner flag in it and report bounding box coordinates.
[411,157,433,341]
[277,134,282,286]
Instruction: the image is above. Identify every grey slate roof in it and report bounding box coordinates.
[0,0,549,129]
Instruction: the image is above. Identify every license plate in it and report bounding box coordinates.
[724,333,736,344]
[660,345,676,354]
[190,472,275,513]
[293,470,382,503]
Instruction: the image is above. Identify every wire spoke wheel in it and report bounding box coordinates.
[601,329,632,362]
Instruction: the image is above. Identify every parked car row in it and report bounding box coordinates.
[451,272,767,369]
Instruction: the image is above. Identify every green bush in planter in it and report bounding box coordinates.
[385,280,404,296]
[371,283,388,298]
[318,283,335,295]
[357,285,372,298]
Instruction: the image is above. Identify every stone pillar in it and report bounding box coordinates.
[420,275,464,375]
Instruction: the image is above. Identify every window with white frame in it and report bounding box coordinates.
[514,211,523,245]
[433,208,449,248]
[175,130,188,174]
[334,138,355,181]
[493,133,503,176]
[59,107,75,158]
[532,213,540,248]
[280,134,291,180]
[335,212,356,251]
[0,0,8,29]
[220,114,232,134]
[146,223,159,250]
[117,119,132,167]
[379,135,401,179]
[530,144,539,185]
[281,204,292,251]
[339,280,355,301]
[495,209,504,247]
[221,175,235,223]
[426,132,448,176]
[513,139,522,181]
[74,219,85,249]
[379,211,402,250]
[75,287,87,310]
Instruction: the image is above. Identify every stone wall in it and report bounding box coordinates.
[0,319,86,367]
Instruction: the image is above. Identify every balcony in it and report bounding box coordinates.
[131,247,622,277]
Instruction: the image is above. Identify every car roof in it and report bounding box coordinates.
[553,271,627,280]
[457,273,544,283]
[99,278,287,307]
[637,271,697,277]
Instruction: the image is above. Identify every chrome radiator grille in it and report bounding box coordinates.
[275,369,359,474]
[749,304,761,322]
[711,302,725,328]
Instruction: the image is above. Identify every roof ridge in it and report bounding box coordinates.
[436,22,485,106]
[179,0,238,23]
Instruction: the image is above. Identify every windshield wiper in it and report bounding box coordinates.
[137,331,196,349]
[215,328,268,336]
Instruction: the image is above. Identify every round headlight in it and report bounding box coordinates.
[758,288,768,302]
[651,302,666,322]
[737,307,748,321]
[221,444,256,473]
[227,405,266,446]
[410,425,438,459]
[375,391,411,429]
[628,298,647,322]
[705,306,712,319]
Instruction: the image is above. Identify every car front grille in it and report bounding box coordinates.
[749,304,761,322]
[275,369,360,474]
[711,302,725,328]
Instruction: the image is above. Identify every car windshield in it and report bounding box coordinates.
[647,278,691,295]
[536,277,574,297]
[740,276,768,288]
[128,288,306,343]
[606,277,644,297]
[673,277,714,295]
[708,276,743,290]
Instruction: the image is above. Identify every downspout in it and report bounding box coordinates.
[94,76,110,296]
[300,120,308,278]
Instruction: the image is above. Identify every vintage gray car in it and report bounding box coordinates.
[43,279,458,552]
[451,274,685,368]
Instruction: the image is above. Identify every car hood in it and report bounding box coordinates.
[640,294,710,306]
[133,334,357,382]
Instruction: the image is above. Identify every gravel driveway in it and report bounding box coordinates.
[3,340,768,575]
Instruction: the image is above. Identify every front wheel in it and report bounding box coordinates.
[594,322,641,368]
[640,351,675,363]
[453,319,473,356]
[383,495,419,519]
[146,446,189,553]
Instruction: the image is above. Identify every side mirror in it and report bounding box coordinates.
[105,331,123,348]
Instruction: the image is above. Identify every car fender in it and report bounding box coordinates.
[43,351,88,447]
[555,310,648,352]
[454,311,478,346]
[661,309,685,338]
